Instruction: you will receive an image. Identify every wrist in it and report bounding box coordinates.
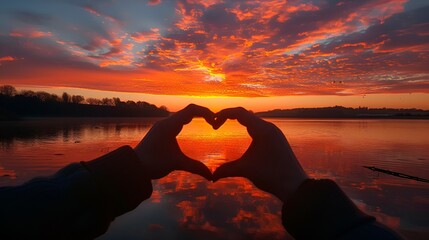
[133,145,144,164]
[277,151,309,203]
[133,144,152,169]
[133,145,158,179]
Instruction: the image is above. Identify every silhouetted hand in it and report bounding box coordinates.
[212,107,308,202]
[134,104,214,180]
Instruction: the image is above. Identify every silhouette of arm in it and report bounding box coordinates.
[0,146,151,239]
[283,179,401,239]
[0,104,214,239]
[212,107,402,239]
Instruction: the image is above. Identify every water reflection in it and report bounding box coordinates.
[130,120,288,239]
[0,118,428,239]
[0,118,158,186]
[146,172,287,240]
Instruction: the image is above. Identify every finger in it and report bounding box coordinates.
[177,156,213,181]
[214,107,266,137]
[166,104,215,135]
[212,116,227,130]
[212,160,245,182]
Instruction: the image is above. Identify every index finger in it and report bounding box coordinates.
[214,107,268,137]
[163,104,215,136]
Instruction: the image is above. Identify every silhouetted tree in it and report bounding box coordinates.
[160,105,168,112]
[113,97,122,107]
[36,92,60,102]
[137,101,151,108]
[86,98,102,105]
[1,85,170,118]
[125,100,136,107]
[71,95,85,104]
[0,85,17,96]
[101,98,114,106]
[62,92,71,103]
[20,90,36,97]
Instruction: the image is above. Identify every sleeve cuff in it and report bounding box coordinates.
[81,146,153,218]
[282,179,375,239]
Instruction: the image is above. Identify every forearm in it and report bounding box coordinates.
[0,146,152,239]
[282,179,402,239]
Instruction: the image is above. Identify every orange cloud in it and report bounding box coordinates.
[148,0,161,6]
[1,0,428,98]
[0,56,17,65]
[10,29,52,38]
[0,56,16,62]
[130,28,160,43]
[82,5,122,25]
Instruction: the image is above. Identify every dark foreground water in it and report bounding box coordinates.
[0,118,428,239]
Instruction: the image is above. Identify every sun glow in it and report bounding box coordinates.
[205,71,225,83]
[174,60,225,83]
[177,118,251,169]
[2,0,428,110]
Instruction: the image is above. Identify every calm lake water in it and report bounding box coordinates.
[0,118,428,239]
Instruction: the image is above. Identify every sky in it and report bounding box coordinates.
[1,0,428,111]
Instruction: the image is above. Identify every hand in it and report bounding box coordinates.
[212,107,308,202]
[134,104,214,180]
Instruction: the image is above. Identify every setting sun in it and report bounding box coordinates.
[1,0,428,110]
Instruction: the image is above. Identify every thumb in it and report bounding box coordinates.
[213,160,245,182]
[177,156,213,181]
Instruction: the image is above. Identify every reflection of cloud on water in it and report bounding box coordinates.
[0,166,19,199]
[0,165,16,179]
[150,171,288,239]
[342,179,429,239]
[351,181,383,191]
[353,200,400,229]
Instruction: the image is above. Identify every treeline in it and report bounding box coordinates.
[257,106,429,119]
[0,85,169,120]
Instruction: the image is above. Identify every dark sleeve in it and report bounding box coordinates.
[0,146,152,240]
[282,179,402,240]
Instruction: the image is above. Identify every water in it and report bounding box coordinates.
[0,118,428,239]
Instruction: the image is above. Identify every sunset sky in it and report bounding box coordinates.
[1,0,428,111]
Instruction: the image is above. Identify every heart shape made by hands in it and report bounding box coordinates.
[136,103,304,198]
[177,117,251,173]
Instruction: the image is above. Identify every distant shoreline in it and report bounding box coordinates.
[0,85,170,121]
[256,115,429,120]
[0,116,169,122]
[256,106,429,120]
